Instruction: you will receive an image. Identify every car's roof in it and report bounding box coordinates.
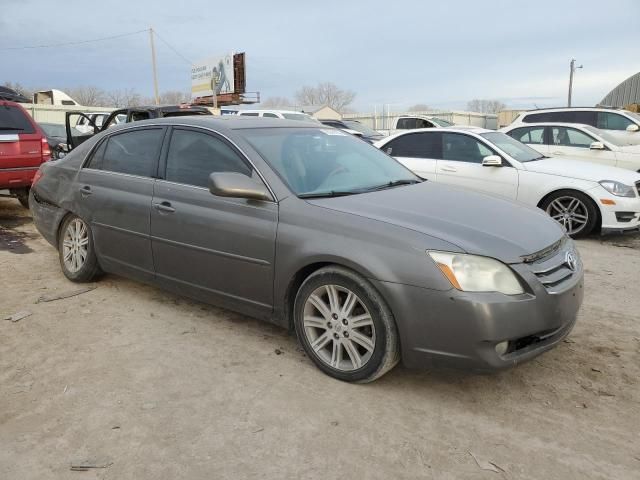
[504,122,594,130]
[238,109,310,115]
[522,107,624,113]
[106,115,321,132]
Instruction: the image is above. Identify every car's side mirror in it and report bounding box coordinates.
[208,172,272,201]
[626,124,639,132]
[590,141,605,150]
[482,155,502,167]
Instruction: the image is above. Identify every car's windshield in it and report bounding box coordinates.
[481,132,545,162]
[240,127,420,196]
[342,120,382,136]
[430,117,454,127]
[582,125,622,146]
[282,113,316,122]
[625,110,640,123]
[39,123,66,137]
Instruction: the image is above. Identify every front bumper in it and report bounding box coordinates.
[372,260,584,372]
[593,187,640,232]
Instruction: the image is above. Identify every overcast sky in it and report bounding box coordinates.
[1,0,638,111]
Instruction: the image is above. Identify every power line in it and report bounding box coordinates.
[0,29,149,51]
[152,30,193,65]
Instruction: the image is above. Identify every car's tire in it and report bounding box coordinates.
[58,215,102,282]
[540,190,598,238]
[15,188,29,209]
[293,265,400,383]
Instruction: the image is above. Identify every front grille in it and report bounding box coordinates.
[526,241,579,293]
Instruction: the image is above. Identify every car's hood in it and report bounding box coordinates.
[523,157,640,184]
[307,182,564,264]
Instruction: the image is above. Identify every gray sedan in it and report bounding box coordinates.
[30,116,584,382]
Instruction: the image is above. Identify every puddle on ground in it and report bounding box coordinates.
[0,213,35,254]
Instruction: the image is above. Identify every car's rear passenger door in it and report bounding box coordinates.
[150,126,277,318]
[382,132,441,181]
[75,126,166,282]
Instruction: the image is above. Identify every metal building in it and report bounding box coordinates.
[600,71,640,107]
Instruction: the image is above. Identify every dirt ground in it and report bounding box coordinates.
[1,197,639,480]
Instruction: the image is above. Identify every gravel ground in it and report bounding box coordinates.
[1,197,639,480]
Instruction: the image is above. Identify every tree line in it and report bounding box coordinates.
[3,82,190,107]
[6,80,507,114]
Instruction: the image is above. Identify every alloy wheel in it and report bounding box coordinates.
[302,284,376,371]
[545,196,589,235]
[62,218,89,273]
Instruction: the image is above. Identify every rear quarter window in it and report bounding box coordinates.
[0,105,36,134]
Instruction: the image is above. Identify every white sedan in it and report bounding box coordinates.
[374,128,640,237]
[500,123,640,172]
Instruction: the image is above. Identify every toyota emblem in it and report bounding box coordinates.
[565,251,577,271]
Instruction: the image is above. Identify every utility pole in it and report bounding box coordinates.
[149,27,160,105]
[567,59,583,107]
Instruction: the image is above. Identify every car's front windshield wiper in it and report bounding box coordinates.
[364,178,424,191]
[526,155,547,162]
[298,190,361,199]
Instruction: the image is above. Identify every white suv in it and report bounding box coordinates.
[509,108,640,145]
[236,109,317,122]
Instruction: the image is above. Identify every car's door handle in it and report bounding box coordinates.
[80,186,92,196]
[440,166,457,172]
[153,201,176,213]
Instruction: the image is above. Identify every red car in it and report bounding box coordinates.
[0,100,51,207]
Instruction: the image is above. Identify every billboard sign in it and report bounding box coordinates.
[191,54,235,99]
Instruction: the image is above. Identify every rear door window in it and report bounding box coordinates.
[384,132,442,158]
[508,126,546,144]
[100,128,164,176]
[396,118,417,129]
[263,113,279,118]
[0,105,35,134]
[164,128,252,188]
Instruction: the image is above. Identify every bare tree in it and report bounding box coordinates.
[408,103,432,112]
[106,88,142,107]
[260,96,292,108]
[466,99,507,114]
[294,82,356,112]
[67,86,107,106]
[158,90,191,105]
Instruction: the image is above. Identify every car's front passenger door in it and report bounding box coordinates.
[150,127,278,317]
[549,126,617,167]
[437,132,519,199]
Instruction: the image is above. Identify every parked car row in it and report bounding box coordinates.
[6,103,640,382]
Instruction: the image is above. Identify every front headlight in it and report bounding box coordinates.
[428,251,524,295]
[599,180,636,198]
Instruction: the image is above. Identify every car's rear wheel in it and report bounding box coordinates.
[58,215,101,282]
[13,188,29,209]
[541,190,598,238]
[294,266,399,383]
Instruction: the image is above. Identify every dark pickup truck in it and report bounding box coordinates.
[66,104,212,150]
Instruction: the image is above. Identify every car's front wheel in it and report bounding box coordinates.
[294,266,400,383]
[58,215,101,282]
[540,190,598,238]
